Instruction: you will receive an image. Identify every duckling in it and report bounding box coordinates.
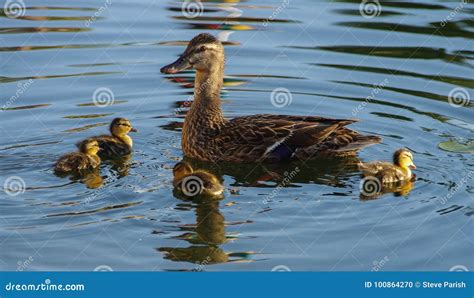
[89,118,137,158]
[173,162,224,197]
[55,139,101,174]
[359,148,416,183]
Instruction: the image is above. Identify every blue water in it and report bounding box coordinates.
[0,0,472,271]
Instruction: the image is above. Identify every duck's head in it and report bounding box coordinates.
[110,118,137,137]
[78,139,101,156]
[161,33,224,74]
[393,149,416,170]
[173,161,194,181]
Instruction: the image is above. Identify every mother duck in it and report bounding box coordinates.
[161,33,381,163]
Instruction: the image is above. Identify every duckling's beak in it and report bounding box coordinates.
[161,55,191,74]
[409,164,416,169]
[130,127,138,133]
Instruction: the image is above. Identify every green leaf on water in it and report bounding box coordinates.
[438,140,474,153]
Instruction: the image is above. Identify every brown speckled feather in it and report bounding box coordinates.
[184,114,380,163]
[88,135,131,158]
[54,152,100,173]
[359,161,409,183]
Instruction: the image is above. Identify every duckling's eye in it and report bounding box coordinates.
[197,46,206,52]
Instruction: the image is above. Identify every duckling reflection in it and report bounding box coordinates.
[158,191,229,265]
[82,169,104,189]
[158,162,254,267]
[359,149,416,200]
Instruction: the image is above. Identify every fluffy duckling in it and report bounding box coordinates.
[173,162,224,197]
[359,149,416,183]
[55,139,101,174]
[89,118,137,158]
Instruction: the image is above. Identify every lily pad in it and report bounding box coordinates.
[438,140,474,153]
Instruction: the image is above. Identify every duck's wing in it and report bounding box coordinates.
[359,161,393,176]
[88,135,131,157]
[214,114,379,162]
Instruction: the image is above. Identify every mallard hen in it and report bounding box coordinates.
[161,33,381,163]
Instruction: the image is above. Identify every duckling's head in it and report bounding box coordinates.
[110,118,137,137]
[78,139,100,156]
[173,161,194,181]
[393,149,416,169]
[161,33,224,74]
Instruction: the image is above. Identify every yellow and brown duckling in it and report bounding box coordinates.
[88,118,137,158]
[359,148,416,184]
[54,139,101,174]
[172,162,224,198]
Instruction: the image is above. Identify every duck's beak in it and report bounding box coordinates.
[161,55,191,74]
[409,163,416,169]
[130,127,138,133]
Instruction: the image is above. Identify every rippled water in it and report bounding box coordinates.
[1,0,473,271]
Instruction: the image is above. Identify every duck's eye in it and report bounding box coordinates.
[198,46,206,52]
